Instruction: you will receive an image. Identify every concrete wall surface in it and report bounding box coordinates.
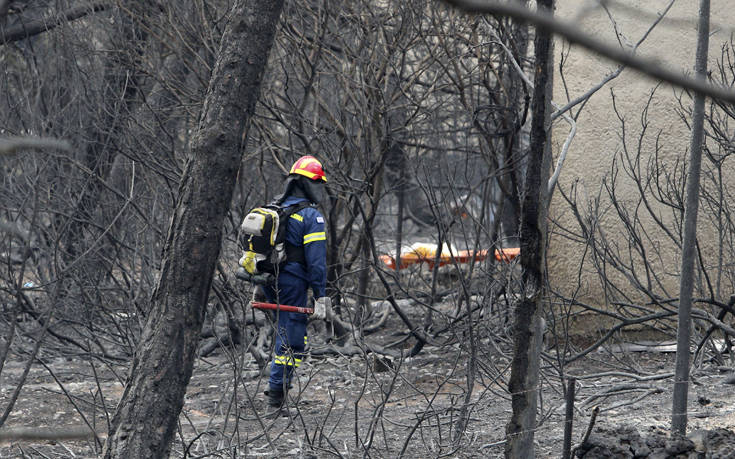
[547,1,734,330]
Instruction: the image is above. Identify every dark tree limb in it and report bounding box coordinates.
[0,0,9,22]
[0,2,107,44]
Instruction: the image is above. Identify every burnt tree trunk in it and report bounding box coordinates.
[671,0,709,435]
[504,0,554,457]
[102,0,284,457]
[53,5,145,287]
[498,0,530,246]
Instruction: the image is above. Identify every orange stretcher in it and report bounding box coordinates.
[379,243,520,270]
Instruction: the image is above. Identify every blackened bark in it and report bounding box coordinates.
[505,0,554,457]
[671,0,709,435]
[384,141,435,226]
[102,0,284,457]
[59,4,146,279]
[499,0,530,245]
[0,0,9,24]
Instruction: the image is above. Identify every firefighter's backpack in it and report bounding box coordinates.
[239,201,311,275]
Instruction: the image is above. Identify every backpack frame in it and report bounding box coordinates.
[239,201,311,275]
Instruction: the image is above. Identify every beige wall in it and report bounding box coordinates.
[548,1,733,311]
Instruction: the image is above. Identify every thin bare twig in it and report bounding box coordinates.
[443,0,735,103]
[570,405,600,457]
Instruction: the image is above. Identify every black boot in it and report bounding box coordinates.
[265,389,284,408]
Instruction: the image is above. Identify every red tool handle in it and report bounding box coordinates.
[252,301,314,315]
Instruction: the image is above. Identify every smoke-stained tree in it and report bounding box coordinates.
[504,0,554,456]
[102,0,285,456]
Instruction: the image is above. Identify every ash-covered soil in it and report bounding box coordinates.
[0,317,734,458]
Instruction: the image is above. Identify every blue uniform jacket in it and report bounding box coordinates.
[279,196,327,298]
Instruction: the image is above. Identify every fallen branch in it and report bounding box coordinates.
[567,371,674,382]
[580,382,661,407]
[0,426,101,441]
[695,295,735,359]
[692,307,735,338]
[0,137,71,155]
[309,340,401,360]
[598,387,663,413]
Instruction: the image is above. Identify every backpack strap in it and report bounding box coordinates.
[280,201,313,266]
[280,200,312,218]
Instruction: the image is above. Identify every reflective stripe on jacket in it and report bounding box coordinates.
[280,196,327,298]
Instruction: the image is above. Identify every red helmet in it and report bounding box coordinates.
[289,155,327,182]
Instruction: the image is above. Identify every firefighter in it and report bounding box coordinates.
[257,155,331,409]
